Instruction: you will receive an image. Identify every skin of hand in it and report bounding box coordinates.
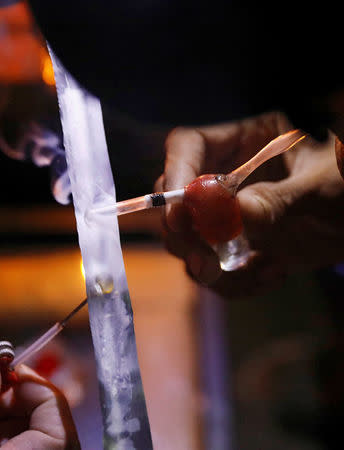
[155,112,344,298]
[0,364,80,449]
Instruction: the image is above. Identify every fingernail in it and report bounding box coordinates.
[200,256,221,285]
[187,252,202,279]
[187,252,221,285]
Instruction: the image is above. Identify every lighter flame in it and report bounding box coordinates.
[80,258,86,281]
[41,50,55,86]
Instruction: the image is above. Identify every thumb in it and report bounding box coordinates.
[238,175,307,234]
[162,128,206,232]
[163,127,205,191]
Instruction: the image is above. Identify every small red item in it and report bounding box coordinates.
[34,351,61,378]
[183,174,243,245]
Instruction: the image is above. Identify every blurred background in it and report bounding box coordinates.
[1,2,344,449]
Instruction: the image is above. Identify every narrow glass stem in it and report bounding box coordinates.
[226,129,307,188]
[12,298,87,368]
[12,323,63,368]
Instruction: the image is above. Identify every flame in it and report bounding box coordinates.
[41,50,55,86]
[80,258,86,281]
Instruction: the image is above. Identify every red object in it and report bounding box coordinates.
[34,351,61,378]
[183,174,243,245]
[0,356,18,394]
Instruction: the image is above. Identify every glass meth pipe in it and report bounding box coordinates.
[0,300,87,395]
[10,299,88,369]
[90,129,306,270]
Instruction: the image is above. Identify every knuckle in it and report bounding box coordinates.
[164,126,186,149]
[165,127,204,152]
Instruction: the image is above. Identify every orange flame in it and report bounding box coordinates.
[41,49,55,86]
[80,258,86,281]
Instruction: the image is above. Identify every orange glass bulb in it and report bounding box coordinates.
[183,174,243,245]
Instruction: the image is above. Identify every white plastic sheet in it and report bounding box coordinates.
[49,48,152,449]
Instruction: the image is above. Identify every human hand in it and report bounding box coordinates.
[0,364,80,449]
[156,112,344,298]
